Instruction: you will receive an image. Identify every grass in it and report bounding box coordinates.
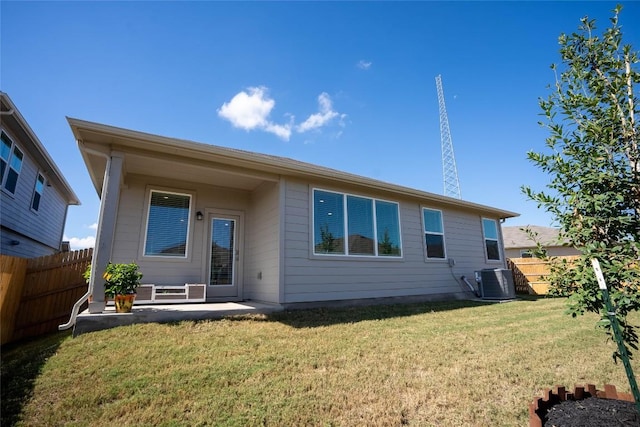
[2,297,639,426]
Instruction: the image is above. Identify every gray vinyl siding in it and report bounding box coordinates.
[282,179,505,304]
[0,228,60,258]
[110,175,251,286]
[244,181,280,303]
[0,127,68,257]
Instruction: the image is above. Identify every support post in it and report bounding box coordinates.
[88,153,124,313]
[591,258,640,413]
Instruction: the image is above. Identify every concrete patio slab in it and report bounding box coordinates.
[73,301,283,336]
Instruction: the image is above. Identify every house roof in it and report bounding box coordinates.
[0,92,80,205]
[67,117,519,220]
[501,225,568,249]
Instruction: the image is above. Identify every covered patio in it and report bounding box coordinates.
[73,301,283,336]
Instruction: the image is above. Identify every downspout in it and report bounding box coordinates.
[59,142,111,331]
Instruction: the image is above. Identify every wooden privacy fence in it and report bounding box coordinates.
[507,255,579,295]
[0,248,92,344]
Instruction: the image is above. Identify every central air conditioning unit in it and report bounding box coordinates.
[474,268,516,300]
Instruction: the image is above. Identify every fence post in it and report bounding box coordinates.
[0,255,28,344]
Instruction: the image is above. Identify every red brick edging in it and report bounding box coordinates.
[529,384,635,427]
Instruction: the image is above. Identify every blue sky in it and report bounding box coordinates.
[2,1,639,250]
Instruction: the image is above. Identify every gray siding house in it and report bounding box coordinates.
[502,225,580,259]
[0,93,80,258]
[68,118,518,313]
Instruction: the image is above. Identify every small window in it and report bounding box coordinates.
[520,250,533,258]
[482,218,501,261]
[423,208,445,259]
[31,173,45,211]
[1,132,23,194]
[144,190,192,257]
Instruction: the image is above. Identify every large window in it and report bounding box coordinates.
[313,189,401,257]
[482,218,501,260]
[31,173,45,211]
[423,208,445,259]
[1,131,23,194]
[144,190,192,257]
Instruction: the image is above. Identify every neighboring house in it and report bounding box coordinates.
[68,118,518,313]
[0,93,80,258]
[502,225,580,259]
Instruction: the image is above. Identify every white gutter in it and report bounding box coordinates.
[59,142,110,331]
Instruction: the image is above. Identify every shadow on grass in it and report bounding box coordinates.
[1,330,71,427]
[236,298,498,329]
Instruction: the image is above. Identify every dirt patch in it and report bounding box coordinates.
[530,384,638,427]
[543,396,639,426]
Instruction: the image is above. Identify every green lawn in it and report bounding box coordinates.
[2,297,638,426]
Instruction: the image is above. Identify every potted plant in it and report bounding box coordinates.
[103,262,143,313]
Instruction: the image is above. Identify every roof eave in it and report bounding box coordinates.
[66,117,519,219]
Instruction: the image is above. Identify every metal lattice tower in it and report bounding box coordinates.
[435,75,461,199]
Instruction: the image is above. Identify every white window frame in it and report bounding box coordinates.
[142,189,193,259]
[482,218,502,261]
[1,130,23,195]
[312,188,402,258]
[422,207,447,260]
[31,172,46,212]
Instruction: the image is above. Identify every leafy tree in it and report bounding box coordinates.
[523,5,640,361]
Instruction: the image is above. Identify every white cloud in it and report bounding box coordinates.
[218,88,344,140]
[357,60,372,70]
[88,222,98,230]
[64,235,95,250]
[264,122,292,140]
[217,87,292,140]
[296,93,339,133]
